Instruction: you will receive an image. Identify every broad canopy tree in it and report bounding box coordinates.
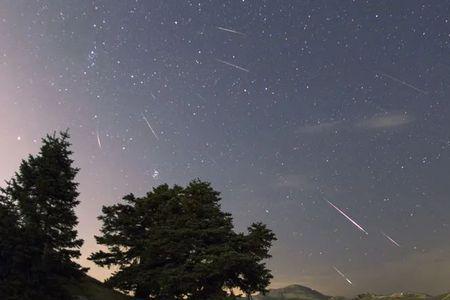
[90,180,276,299]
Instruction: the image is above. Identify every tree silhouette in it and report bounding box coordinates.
[90,180,276,299]
[0,131,84,299]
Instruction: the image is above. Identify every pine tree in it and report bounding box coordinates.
[0,131,85,299]
[0,194,24,299]
[90,180,276,299]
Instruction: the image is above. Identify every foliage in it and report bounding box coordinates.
[90,180,276,299]
[0,131,84,299]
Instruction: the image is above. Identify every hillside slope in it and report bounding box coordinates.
[254,284,332,300]
[63,278,450,300]
[255,286,450,300]
[355,292,432,300]
[433,294,450,300]
[65,276,131,300]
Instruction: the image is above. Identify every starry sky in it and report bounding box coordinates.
[1,0,450,296]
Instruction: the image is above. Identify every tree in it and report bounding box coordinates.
[90,180,276,299]
[0,199,61,300]
[0,194,25,299]
[0,131,85,299]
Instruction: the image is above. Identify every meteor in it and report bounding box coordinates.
[216,26,246,36]
[381,231,401,247]
[142,113,159,141]
[215,58,250,73]
[333,266,353,285]
[96,127,102,149]
[326,200,368,235]
[378,72,428,95]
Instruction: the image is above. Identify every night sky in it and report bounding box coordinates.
[1,0,450,296]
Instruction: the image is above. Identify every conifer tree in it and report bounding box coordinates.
[0,195,24,298]
[0,131,84,299]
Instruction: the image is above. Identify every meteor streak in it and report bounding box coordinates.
[333,266,353,285]
[142,113,159,141]
[378,72,428,95]
[381,231,401,247]
[326,200,369,235]
[216,26,246,36]
[215,58,250,73]
[96,127,102,149]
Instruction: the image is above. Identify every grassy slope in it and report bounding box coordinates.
[64,278,450,300]
[255,285,450,300]
[254,284,331,300]
[65,275,131,300]
[434,294,450,300]
[353,292,450,300]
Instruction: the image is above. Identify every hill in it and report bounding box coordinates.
[62,278,450,300]
[355,292,432,300]
[254,284,332,300]
[434,294,450,300]
[254,285,450,300]
[353,292,450,300]
[65,275,131,300]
